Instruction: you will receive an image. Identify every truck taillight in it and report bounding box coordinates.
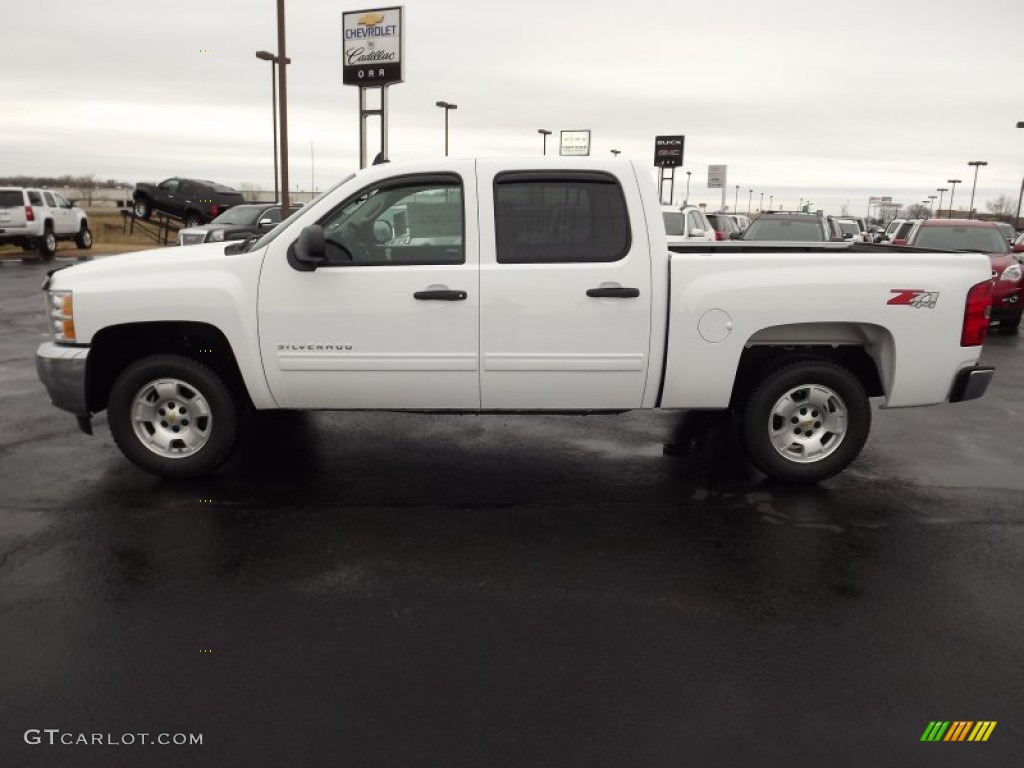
[25,205,34,221]
[715,231,724,241]
[210,204,220,218]
[961,279,992,347]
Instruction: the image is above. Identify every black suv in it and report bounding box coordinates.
[740,211,845,242]
[132,178,245,228]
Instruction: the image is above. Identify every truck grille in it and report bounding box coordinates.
[178,233,207,246]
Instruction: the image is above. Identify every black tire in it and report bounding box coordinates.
[183,211,202,229]
[38,225,57,260]
[107,354,239,478]
[75,224,92,249]
[741,359,871,483]
[133,198,151,219]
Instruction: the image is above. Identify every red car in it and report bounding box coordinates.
[901,219,1023,333]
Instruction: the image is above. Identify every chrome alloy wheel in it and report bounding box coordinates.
[768,383,848,463]
[130,378,212,458]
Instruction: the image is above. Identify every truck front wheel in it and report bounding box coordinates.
[108,354,239,478]
[741,360,870,483]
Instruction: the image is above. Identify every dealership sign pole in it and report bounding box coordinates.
[342,7,404,168]
[654,135,684,205]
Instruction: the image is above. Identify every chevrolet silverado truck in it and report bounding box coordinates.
[36,158,995,482]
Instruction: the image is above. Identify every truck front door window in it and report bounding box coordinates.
[319,176,464,266]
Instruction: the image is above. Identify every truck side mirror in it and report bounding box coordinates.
[287,225,327,271]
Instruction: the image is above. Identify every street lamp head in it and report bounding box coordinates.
[436,100,457,110]
[948,179,961,184]
[967,160,988,167]
[255,50,275,61]
[937,187,948,192]
[1017,121,1024,128]
[538,129,551,136]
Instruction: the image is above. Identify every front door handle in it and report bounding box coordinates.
[586,287,640,298]
[414,289,467,301]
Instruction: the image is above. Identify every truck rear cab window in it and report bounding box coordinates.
[494,171,631,263]
[318,174,465,266]
[27,191,43,206]
[0,191,23,208]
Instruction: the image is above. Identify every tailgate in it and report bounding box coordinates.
[0,190,27,227]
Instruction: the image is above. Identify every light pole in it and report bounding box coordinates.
[684,171,691,204]
[769,194,774,210]
[936,187,948,218]
[928,195,936,217]
[947,178,961,219]
[538,128,551,156]
[759,192,764,212]
[256,50,290,203]
[966,161,987,219]
[747,189,753,215]
[435,100,457,156]
[734,185,739,213]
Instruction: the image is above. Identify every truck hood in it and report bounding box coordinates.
[47,242,245,289]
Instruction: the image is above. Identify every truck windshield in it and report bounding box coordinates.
[743,218,824,241]
[662,211,685,236]
[245,174,356,252]
[913,226,1008,253]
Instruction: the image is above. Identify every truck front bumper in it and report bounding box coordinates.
[36,342,92,433]
[949,365,995,403]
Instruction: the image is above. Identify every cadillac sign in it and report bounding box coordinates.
[342,7,404,86]
[654,135,684,168]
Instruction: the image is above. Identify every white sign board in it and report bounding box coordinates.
[559,130,591,157]
[707,164,727,189]
[342,7,404,86]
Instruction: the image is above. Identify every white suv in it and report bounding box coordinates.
[0,187,92,260]
[661,204,716,243]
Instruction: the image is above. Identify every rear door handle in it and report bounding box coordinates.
[414,290,467,301]
[586,287,640,298]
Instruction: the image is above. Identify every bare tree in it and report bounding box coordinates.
[905,203,930,219]
[986,194,1018,224]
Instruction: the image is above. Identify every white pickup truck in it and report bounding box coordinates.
[36,158,995,482]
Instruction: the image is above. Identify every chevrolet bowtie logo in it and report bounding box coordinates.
[358,12,385,25]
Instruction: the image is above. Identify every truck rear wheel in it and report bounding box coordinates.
[108,354,239,478]
[741,360,870,483]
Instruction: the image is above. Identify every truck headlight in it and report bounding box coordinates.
[48,290,76,342]
[211,230,226,242]
[1000,263,1022,282]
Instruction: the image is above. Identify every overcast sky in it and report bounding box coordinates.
[3,0,1022,216]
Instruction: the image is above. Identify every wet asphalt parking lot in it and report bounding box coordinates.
[1,254,1023,767]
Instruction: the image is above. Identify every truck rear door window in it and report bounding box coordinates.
[494,172,630,263]
[0,191,23,208]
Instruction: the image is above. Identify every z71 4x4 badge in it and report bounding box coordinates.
[888,289,939,309]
